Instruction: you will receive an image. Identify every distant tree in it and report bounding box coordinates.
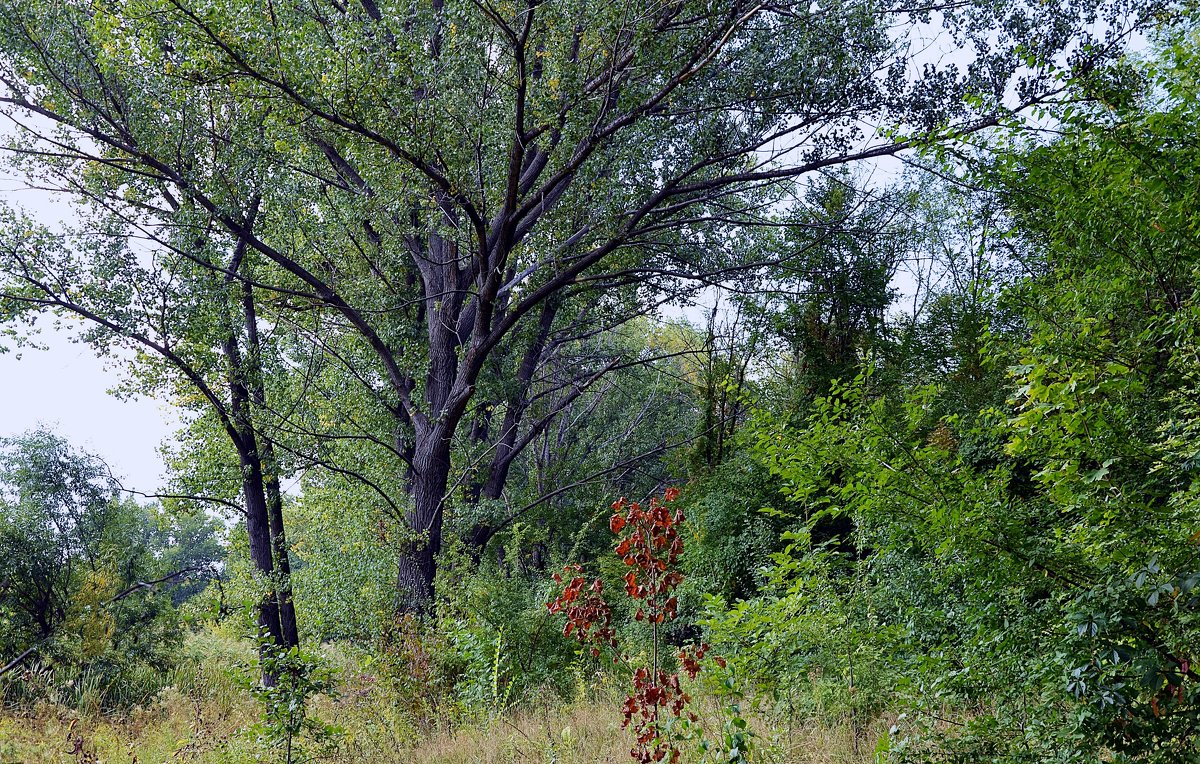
[754,172,913,412]
[0,428,222,686]
[0,205,303,654]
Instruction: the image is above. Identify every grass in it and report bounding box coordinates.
[0,699,887,764]
[393,700,890,764]
[0,630,889,764]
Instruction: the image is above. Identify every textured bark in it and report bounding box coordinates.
[396,420,453,612]
[262,453,299,648]
[395,540,437,612]
[225,326,294,685]
[238,446,285,650]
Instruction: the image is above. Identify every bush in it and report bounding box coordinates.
[437,538,581,718]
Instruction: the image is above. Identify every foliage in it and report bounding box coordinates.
[0,428,223,710]
[681,32,1200,763]
[0,0,1156,613]
[244,640,343,764]
[742,278,1200,759]
[679,41,1198,761]
[436,537,580,718]
[754,171,914,408]
[680,452,788,603]
[0,0,1193,760]
[287,480,402,643]
[548,489,741,763]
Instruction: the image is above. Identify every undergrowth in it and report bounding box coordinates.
[0,627,889,764]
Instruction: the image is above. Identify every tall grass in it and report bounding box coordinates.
[0,628,888,764]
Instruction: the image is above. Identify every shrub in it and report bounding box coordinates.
[547,489,748,763]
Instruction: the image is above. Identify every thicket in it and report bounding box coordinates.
[0,429,223,711]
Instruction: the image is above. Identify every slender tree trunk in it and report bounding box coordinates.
[225,351,286,684]
[243,279,300,648]
[262,447,300,648]
[219,237,294,680]
[224,307,282,651]
[229,366,292,686]
[239,442,285,650]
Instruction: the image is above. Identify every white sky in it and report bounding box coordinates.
[0,171,175,494]
[0,326,175,492]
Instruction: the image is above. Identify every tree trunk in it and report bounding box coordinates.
[220,240,292,682]
[396,423,452,612]
[240,448,285,651]
[263,449,300,648]
[396,537,437,613]
[243,278,300,649]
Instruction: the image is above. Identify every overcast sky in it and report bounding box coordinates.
[0,165,176,494]
[0,325,176,492]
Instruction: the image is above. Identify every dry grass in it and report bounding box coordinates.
[0,696,886,764]
[0,687,257,763]
[0,632,889,764]
[385,698,889,764]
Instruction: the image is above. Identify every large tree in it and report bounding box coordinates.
[0,0,1166,609]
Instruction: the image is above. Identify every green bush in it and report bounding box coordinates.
[437,539,582,717]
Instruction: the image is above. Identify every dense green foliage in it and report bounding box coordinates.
[695,35,1200,761]
[2,1,1199,762]
[0,429,223,710]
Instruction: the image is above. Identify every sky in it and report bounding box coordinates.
[0,169,176,494]
[0,325,176,492]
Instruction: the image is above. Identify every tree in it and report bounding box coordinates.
[0,428,221,697]
[0,204,303,656]
[0,0,1168,611]
[752,171,913,413]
